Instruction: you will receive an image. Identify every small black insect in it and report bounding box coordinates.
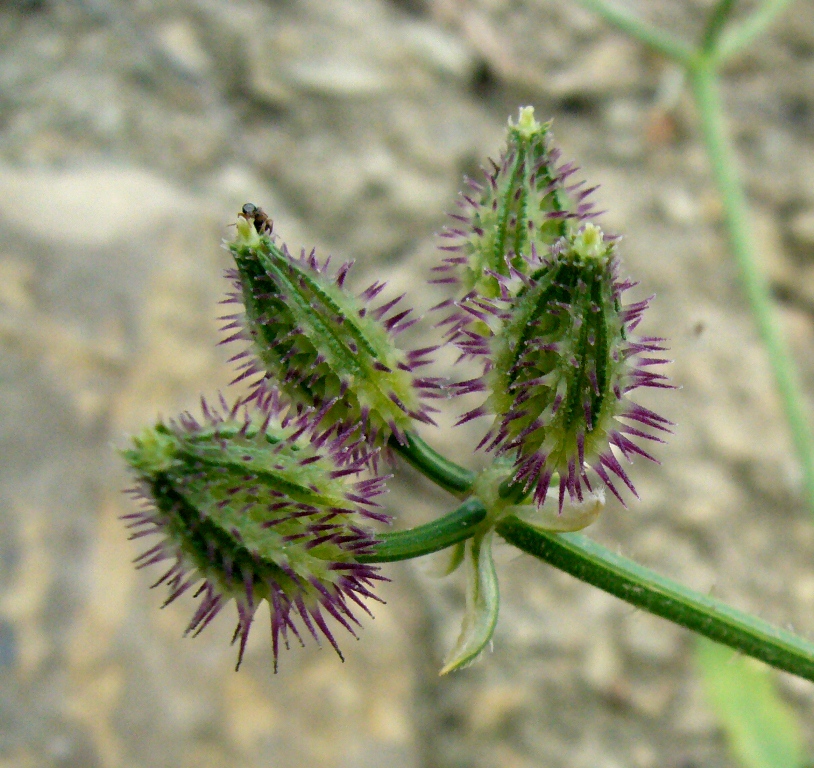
[239,203,273,235]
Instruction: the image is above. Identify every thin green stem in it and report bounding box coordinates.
[689,63,814,512]
[496,517,814,683]
[701,0,737,54]
[391,432,477,496]
[573,0,695,66]
[716,0,796,62]
[360,498,487,563]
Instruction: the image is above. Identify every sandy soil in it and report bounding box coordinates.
[1,0,814,766]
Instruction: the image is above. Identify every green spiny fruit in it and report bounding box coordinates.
[433,106,601,344]
[457,223,673,508]
[122,394,389,671]
[222,209,440,450]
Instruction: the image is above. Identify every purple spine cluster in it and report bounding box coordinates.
[122,394,389,670]
[430,111,603,351]
[222,213,441,451]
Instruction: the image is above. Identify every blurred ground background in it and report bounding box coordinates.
[1,0,814,766]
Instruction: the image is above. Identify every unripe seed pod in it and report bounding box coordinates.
[223,211,440,449]
[438,108,672,509]
[466,223,673,508]
[122,395,389,671]
[433,107,600,345]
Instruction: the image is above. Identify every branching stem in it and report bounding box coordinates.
[716,0,796,62]
[369,0,814,685]
[573,0,694,65]
[360,498,487,563]
[701,0,737,53]
[574,0,814,511]
[362,495,814,684]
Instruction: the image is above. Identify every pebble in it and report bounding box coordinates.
[623,678,673,719]
[749,205,795,287]
[383,98,488,175]
[546,37,641,97]
[789,207,814,252]
[655,185,701,225]
[673,459,743,527]
[620,611,681,664]
[400,21,476,81]
[245,31,296,106]
[582,634,623,692]
[155,18,212,78]
[0,163,193,248]
[467,682,531,733]
[603,99,645,160]
[289,56,394,97]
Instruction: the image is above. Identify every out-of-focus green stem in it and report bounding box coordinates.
[391,432,477,496]
[578,0,813,511]
[497,517,814,683]
[689,61,814,512]
[716,0,795,62]
[701,0,737,54]
[573,0,695,65]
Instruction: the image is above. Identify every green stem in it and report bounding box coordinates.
[391,432,477,496]
[360,498,487,563]
[716,0,796,62]
[689,62,814,513]
[496,517,814,683]
[573,0,695,65]
[701,0,737,54]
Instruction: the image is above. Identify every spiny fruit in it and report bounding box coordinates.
[222,209,440,452]
[122,394,389,671]
[437,107,672,509]
[432,106,601,348]
[472,223,672,508]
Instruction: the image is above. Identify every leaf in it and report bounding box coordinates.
[440,531,499,675]
[421,541,466,579]
[696,637,805,768]
[441,540,467,576]
[510,488,605,532]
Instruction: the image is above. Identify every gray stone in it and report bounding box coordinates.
[546,37,642,97]
[789,207,814,250]
[155,18,212,78]
[0,164,193,248]
[400,21,476,81]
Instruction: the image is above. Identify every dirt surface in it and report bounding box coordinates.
[2,0,814,766]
